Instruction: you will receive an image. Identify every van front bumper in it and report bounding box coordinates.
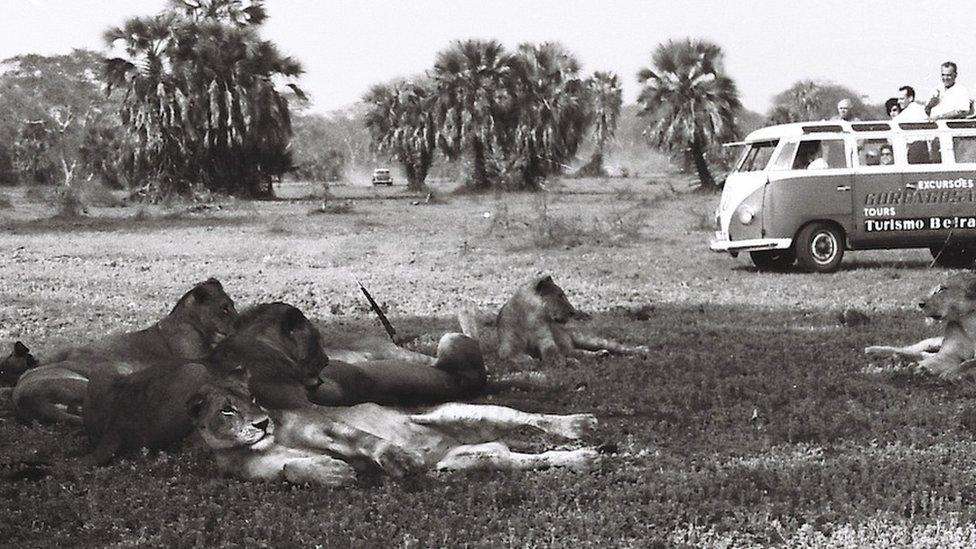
[709,233,793,254]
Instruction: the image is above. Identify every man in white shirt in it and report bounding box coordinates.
[926,61,973,120]
[894,85,928,121]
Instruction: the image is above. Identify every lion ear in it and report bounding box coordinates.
[535,275,556,293]
[13,341,29,356]
[282,306,307,333]
[190,284,211,304]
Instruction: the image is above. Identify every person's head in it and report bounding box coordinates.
[898,85,916,109]
[879,144,894,165]
[942,61,958,88]
[837,98,853,120]
[885,97,901,118]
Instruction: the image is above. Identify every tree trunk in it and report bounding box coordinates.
[689,140,716,191]
[470,139,490,191]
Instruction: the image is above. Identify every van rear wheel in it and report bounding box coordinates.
[795,222,844,273]
[930,242,976,268]
[750,250,795,271]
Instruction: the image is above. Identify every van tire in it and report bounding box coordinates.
[795,222,844,273]
[750,250,795,271]
[930,243,976,268]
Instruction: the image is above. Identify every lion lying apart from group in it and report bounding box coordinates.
[865,271,976,379]
[1,274,645,483]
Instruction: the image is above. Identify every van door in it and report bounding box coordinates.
[764,137,853,240]
[899,133,976,247]
[850,135,903,247]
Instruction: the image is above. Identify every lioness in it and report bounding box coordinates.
[13,278,237,424]
[865,272,976,378]
[0,341,38,386]
[188,382,599,486]
[496,275,649,364]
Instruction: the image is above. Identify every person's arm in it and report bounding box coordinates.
[925,88,941,116]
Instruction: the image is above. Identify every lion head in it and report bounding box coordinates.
[214,302,329,394]
[187,375,273,451]
[920,272,976,322]
[533,275,580,324]
[0,341,39,386]
[171,278,239,347]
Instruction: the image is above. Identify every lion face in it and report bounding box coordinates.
[188,382,273,451]
[235,303,329,388]
[919,272,976,322]
[173,278,239,346]
[534,275,579,324]
[0,341,38,386]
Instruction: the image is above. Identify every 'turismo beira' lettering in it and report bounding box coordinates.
[864,218,925,231]
[930,216,976,230]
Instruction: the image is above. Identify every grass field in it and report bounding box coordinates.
[3,176,976,547]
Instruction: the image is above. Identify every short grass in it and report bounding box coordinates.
[1,176,974,547]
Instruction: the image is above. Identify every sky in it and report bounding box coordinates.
[3,0,976,116]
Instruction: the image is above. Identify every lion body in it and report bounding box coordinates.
[496,275,648,364]
[13,278,237,424]
[190,384,599,485]
[865,272,976,377]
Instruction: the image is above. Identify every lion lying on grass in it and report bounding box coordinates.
[495,275,649,365]
[865,272,976,378]
[13,278,237,424]
[188,378,599,486]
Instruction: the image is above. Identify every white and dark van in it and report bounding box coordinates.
[710,119,976,272]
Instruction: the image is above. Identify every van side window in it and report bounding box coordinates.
[736,140,778,172]
[953,136,976,163]
[793,139,847,170]
[768,141,797,170]
[906,136,942,165]
[856,138,895,167]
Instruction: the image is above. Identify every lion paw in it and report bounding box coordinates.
[282,458,357,487]
[541,413,598,439]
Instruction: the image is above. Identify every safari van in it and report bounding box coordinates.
[710,119,976,272]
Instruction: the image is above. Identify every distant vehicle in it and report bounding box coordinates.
[371,168,393,186]
[711,118,976,272]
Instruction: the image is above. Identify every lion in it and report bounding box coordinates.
[0,341,38,387]
[12,278,237,424]
[188,381,600,486]
[495,275,649,365]
[865,272,976,378]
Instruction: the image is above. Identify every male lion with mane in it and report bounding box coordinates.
[12,278,237,424]
[865,271,976,378]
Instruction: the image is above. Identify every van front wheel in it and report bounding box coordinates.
[930,243,976,268]
[796,223,844,273]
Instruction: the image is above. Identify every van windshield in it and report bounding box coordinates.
[734,140,779,172]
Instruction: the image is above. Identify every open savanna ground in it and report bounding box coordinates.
[3,177,976,547]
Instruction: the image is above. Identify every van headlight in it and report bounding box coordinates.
[738,206,755,225]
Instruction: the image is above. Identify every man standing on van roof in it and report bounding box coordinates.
[926,61,973,120]
[894,85,928,121]
[834,99,857,121]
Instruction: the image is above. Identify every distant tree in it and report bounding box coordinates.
[103,0,304,198]
[637,38,741,191]
[496,42,592,189]
[432,39,514,191]
[767,80,880,123]
[0,49,118,186]
[577,71,622,177]
[363,79,437,191]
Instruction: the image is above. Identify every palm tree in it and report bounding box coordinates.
[363,79,437,191]
[637,38,741,191]
[432,39,514,191]
[104,0,303,198]
[578,71,622,176]
[504,42,592,189]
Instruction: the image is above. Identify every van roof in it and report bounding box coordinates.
[737,118,976,144]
